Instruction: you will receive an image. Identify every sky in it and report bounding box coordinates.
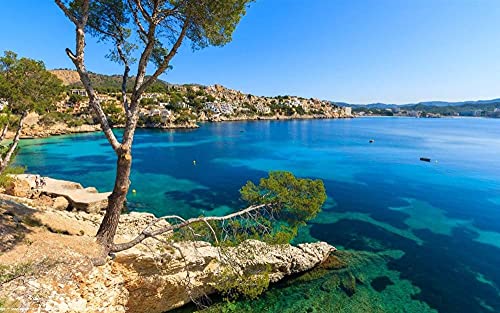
[1,1,500,104]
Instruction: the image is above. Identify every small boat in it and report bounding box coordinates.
[420,157,431,162]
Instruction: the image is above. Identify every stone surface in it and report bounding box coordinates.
[53,196,70,211]
[12,174,110,213]
[4,178,31,198]
[0,192,336,313]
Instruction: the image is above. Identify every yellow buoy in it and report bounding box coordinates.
[132,189,137,194]
[193,160,197,166]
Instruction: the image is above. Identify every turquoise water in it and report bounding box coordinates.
[15,117,500,312]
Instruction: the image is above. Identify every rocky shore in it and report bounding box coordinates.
[0,176,336,312]
[5,106,351,139]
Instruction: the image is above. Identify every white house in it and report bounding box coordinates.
[0,99,8,111]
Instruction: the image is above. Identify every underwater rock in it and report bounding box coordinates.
[370,276,394,292]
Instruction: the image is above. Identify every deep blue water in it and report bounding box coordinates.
[15,117,500,313]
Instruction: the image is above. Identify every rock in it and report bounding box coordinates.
[11,175,110,213]
[0,182,336,313]
[84,187,98,193]
[114,239,335,313]
[37,195,55,207]
[5,179,31,198]
[53,196,70,210]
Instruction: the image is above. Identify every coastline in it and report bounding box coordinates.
[0,174,335,313]
[10,113,353,140]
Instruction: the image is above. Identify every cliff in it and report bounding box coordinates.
[0,178,335,313]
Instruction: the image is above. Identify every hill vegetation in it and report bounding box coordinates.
[51,69,172,93]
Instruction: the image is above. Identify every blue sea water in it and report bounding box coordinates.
[15,117,500,313]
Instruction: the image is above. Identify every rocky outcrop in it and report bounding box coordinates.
[4,112,102,139]
[4,178,31,197]
[116,239,334,313]
[11,174,110,213]
[0,192,336,313]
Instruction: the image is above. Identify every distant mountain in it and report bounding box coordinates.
[335,98,500,109]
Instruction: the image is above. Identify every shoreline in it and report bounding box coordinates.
[0,174,335,313]
[14,114,353,140]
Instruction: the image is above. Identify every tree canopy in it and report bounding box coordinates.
[239,171,327,243]
[0,51,64,116]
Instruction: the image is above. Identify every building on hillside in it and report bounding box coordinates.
[70,89,88,97]
[0,99,8,111]
[204,102,234,115]
[143,93,163,100]
[255,103,271,114]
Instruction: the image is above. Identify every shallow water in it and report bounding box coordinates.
[15,117,500,312]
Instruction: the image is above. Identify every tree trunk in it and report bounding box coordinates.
[95,148,132,251]
[0,112,27,174]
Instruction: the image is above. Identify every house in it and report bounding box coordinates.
[255,103,271,114]
[0,99,8,111]
[70,89,88,97]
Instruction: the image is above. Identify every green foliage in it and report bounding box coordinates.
[241,171,326,224]
[68,93,84,104]
[102,101,125,125]
[295,106,306,115]
[182,0,255,49]
[0,51,64,115]
[176,111,196,123]
[0,262,33,284]
[0,166,25,188]
[215,265,271,301]
[40,112,73,126]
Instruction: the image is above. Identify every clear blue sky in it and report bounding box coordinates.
[1,0,500,104]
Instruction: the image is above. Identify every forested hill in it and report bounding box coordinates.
[50,69,174,93]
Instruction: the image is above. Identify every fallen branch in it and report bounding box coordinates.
[111,204,268,252]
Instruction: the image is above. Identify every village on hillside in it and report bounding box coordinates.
[46,70,352,131]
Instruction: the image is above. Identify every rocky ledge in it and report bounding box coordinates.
[0,180,335,313]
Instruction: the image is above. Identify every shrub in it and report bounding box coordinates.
[0,166,26,188]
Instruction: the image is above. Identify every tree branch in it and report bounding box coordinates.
[0,124,8,142]
[55,0,122,153]
[0,112,27,172]
[111,204,268,252]
[133,0,152,23]
[54,0,78,25]
[127,0,148,37]
[138,18,190,95]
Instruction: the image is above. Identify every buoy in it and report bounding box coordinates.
[369,139,374,143]
[193,160,196,166]
[132,189,137,193]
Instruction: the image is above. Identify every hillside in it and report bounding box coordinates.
[50,69,81,85]
[50,69,171,93]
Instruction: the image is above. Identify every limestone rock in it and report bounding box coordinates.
[0,186,336,313]
[5,178,31,198]
[53,196,70,210]
[11,175,110,213]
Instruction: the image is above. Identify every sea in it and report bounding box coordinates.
[15,117,500,313]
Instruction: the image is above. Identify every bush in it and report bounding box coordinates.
[40,112,73,126]
[67,118,84,127]
[0,166,26,188]
[295,106,306,115]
